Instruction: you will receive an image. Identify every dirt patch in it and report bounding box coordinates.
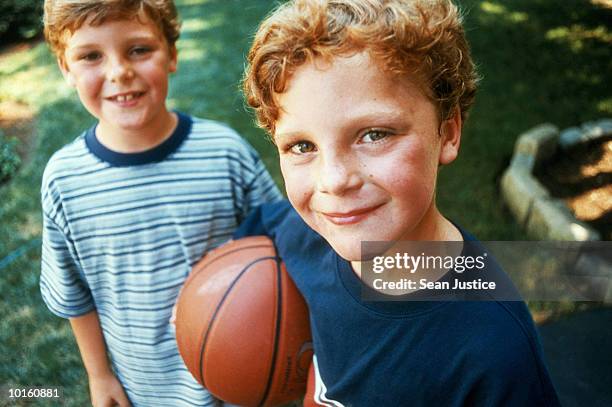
[0,100,36,162]
[0,100,33,123]
[536,137,612,240]
[591,0,612,9]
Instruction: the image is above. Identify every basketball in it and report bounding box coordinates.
[175,236,313,407]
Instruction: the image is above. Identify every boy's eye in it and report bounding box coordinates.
[362,130,391,143]
[289,141,316,154]
[80,51,101,62]
[130,46,152,56]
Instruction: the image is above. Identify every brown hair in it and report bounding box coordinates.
[44,0,181,58]
[244,0,479,134]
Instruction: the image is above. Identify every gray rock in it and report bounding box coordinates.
[501,120,608,242]
[515,124,559,163]
[501,167,549,225]
[559,127,584,150]
[582,119,612,140]
[560,119,612,150]
[595,118,612,134]
[509,152,536,173]
[526,198,601,241]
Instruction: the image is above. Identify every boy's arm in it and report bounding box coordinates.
[70,311,131,407]
[233,200,293,241]
[42,170,130,405]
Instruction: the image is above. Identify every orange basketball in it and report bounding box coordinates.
[175,236,313,407]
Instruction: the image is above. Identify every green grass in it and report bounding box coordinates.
[0,0,610,405]
[439,0,611,239]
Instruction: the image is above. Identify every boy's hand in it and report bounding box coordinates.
[89,372,131,407]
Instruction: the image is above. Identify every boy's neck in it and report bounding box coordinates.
[95,109,178,154]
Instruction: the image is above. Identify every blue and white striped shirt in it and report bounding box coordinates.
[40,113,282,406]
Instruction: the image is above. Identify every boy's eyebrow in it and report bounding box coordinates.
[122,34,161,42]
[67,44,98,51]
[276,110,408,138]
[347,110,406,125]
[274,130,304,140]
[67,35,160,51]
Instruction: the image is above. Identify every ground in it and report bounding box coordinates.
[538,137,612,240]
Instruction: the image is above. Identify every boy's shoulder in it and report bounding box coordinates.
[42,129,97,189]
[42,114,258,187]
[188,115,259,158]
[447,226,542,363]
[451,300,540,359]
[442,300,558,403]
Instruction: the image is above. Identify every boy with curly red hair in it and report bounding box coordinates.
[237,0,560,405]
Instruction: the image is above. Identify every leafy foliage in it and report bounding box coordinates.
[0,0,44,43]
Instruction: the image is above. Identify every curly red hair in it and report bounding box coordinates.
[44,0,181,59]
[244,0,479,134]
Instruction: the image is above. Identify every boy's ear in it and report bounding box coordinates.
[438,107,462,165]
[168,45,178,73]
[57,57,76,87]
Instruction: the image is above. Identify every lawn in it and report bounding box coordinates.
[0,0,610,405]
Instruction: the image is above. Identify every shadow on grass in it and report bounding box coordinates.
[0,96,93,407]
[466,0,610,128]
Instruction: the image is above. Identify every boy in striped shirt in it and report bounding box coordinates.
[40,1,281,406]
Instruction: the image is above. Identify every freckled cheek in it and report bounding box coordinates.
[141,63,170,92]
[374,150,437,197]
[280,161,313,210]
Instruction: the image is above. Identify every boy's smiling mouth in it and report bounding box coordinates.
[106,91,145,104]
[320,203,385,225]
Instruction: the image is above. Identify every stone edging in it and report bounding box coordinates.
[500,119,611,241]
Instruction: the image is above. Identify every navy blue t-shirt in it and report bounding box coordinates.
[235,201,560,406]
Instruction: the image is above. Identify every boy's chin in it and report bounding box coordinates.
[326,241,362,263]
[328,240,396,264]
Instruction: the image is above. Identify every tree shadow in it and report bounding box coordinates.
[463,0,611,132]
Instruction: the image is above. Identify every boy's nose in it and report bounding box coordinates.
[107,58,135,83]
[316,154,363,195]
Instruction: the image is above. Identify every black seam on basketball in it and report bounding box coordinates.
[191,244,272,276]
[185,243,272,290]
[197,255,282,393]
[258,245,283,406]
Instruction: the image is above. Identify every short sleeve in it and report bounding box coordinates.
[40,209,95,319]
[234,142,283,223]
